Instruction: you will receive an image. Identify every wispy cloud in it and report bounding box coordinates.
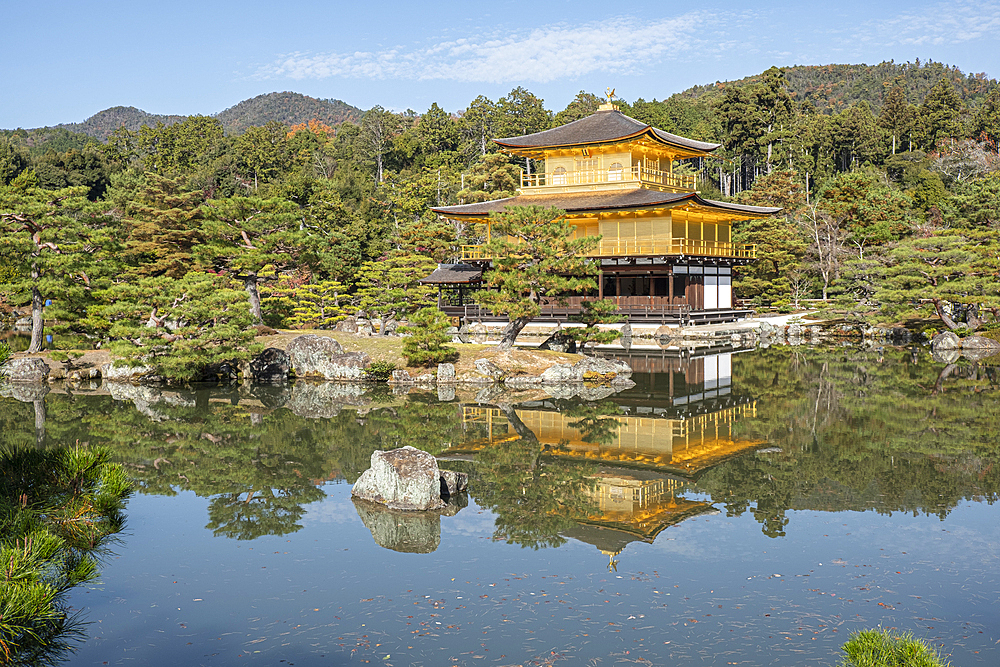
[256,13,716,84]
[871,0,1000,46]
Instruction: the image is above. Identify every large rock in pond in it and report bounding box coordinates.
[571,356,633,383]
[931,331,961,350]
[538,331,576,353]
[352,446,446,511]
[247,347,290,383]
[2,357,50,383]
[286,334,370,380]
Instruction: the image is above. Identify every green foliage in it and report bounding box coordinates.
[0,342,9,369]
[475,206,600,348]
[364,360,398,383]
[121,174,206,279]
[399,307,457,367]
[102,272,261,382]
[733,216,808,303]
[870,230,1000,329]
[356,254,437,333]
[817,169,913,243]
[839,628,949,667]
[283,280,347,329]
[568,299,622,352]
[0,445,132,664]
[0,183,117,352]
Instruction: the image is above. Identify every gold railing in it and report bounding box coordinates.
[521,165,696,191]
[460,245,489,260]
[460,240,756,261]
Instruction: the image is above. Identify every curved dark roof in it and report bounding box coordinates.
[431,190,780,218]
[494,109,721,154]
[419,264,483,285]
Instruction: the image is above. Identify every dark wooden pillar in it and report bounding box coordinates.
[598,271,604,298]
[667,267,674,304]
[649,272,656,297]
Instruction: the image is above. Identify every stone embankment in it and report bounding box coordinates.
[1,332,634,394]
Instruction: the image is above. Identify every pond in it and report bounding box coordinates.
[2,344,999,666]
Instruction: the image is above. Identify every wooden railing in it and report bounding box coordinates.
[460,241,756,261]
[442,297,694,323]
[521,165,696,191]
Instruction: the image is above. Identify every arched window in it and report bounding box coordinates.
[552,166,567,185]
[608,162,624,182]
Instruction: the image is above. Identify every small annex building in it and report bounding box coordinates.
[428,100,781,325]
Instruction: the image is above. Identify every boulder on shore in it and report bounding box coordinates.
[247,347,291,383]
[2,357,51,383]
[286,334,370,380]
[538,331,576,353]
[352,446,467,511]
[931,331,961,350]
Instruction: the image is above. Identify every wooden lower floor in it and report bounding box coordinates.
[440,299,751,325]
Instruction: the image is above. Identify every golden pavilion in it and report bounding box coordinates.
[429,99,781,324]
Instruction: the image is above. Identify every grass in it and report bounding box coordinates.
[839,628,949,667]
[257,329,581,376]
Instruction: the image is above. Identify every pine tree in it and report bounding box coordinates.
[356,254,437,334]
[0,180,116,353]
[102,272,260,382]
[474,206,599,350]
[567,299,622,353]
[399,307,457,367]
[200,196,306,324]
[1,445,132,664]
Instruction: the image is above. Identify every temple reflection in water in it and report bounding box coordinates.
[448,346,766,564]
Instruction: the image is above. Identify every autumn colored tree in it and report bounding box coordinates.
[121,174,206,279]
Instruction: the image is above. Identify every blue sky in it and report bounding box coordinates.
[3,0,999,128]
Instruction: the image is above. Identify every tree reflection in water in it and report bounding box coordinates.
[0,344,999,551]
[470,405,598,550]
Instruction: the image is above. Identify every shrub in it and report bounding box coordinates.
[399,307,457,367]
[364,360,397,383]
[840,628,949,667]
[0,341,9,371]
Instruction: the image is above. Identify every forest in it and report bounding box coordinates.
[2,60,1000,379]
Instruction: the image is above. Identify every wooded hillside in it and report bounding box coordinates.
[215,92,362,134]
[675,60,996,114]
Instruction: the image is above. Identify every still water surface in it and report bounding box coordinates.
[3,345,999,666]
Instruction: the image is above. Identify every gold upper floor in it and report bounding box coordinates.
[522,147,697,195]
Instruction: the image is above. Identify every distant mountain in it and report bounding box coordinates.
[17,93,364,142]
[215,92,363,134]
[58,106,186,141]
[673,60,997,113]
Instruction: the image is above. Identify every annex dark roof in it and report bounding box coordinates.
[419,264,484,285]
[494,109,721,154]
[431,190,780,218]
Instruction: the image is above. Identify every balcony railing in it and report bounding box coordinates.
[522,165,696,191]
[460,240,756,261]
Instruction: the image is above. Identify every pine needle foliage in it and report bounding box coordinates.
[399,307,457,367]
[0,445,132,665]
[101,272,261,382]
[474,206,599,350]
[568,299,623,353]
